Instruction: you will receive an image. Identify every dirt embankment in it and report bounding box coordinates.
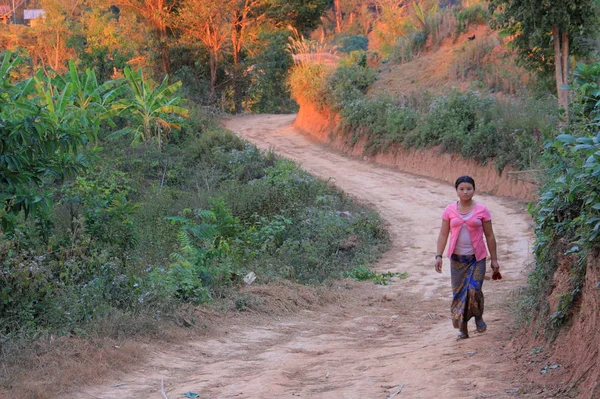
[561,255,600,398]
[294,101,537,201]
[508,254,600,399]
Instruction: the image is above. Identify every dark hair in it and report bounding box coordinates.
[455,175,475,189]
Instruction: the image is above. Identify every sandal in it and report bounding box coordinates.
[457,332,469,340]
[476,320,487,333]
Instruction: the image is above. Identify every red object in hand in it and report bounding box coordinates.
[492,270,502,280]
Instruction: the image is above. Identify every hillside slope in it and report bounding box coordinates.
[369,24,529,97]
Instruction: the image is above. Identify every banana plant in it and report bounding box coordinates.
[109,67,189,149]
[37,61,128,141]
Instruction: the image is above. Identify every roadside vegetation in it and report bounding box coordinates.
[0,51,388,366]
[290,55,558,171]
[523,62,600,333]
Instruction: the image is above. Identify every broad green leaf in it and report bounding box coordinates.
[556,134,576,144]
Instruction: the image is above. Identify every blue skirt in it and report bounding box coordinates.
[450,254,486,327]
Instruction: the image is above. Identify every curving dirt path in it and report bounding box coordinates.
[73,114,537,399]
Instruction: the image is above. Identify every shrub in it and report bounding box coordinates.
[336,84,553,171]
[521,62,600,331]
[325,63,377,110]
[336,35,369,53]
[288,63,331,108]
[269,206,388,283]
[247,30,298,113]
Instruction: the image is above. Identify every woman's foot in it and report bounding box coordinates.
[476,318,487,333]
[457,322,469,339]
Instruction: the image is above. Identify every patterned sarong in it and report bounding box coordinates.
[450,254,486,326]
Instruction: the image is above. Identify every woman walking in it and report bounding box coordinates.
[434,176,501,339]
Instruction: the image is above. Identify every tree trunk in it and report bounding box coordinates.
[54,29,60,70]
[231,12,243,113]
[209,49,218,101]
[552,26,569,120]
[159,28,170,75]
[561,30,569,115]
[334,0,342,33]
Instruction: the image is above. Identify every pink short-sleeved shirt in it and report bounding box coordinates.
[442,202,491,261]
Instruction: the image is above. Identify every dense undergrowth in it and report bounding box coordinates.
[0,127,389,339]
[289,53,558,172]
[0,58,389,344]
[521,62,600,334]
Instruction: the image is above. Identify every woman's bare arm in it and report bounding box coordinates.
[434,219,450,273]
[483,220,499,271]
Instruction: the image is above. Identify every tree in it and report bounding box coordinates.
[110,67,189,149]
[246,30,296,113]
[371,0,410,50]
[110,0,179,74]
[177,0,331,112]
[68,0,139,81]
[229,0,264,112]
[490,0,598,119]
[334,0,342,33]
[31,0,83,72]
[177,0,230,100]
[264,0,332,34]
[229,0,331,111]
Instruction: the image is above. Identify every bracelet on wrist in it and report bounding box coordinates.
[435,254,442,260]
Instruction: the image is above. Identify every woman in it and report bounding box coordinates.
[434,176,500,339]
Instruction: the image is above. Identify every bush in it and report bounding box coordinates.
[336,35,369,53]
[247,30,298,113]
[288,63,331,108]
[521,62,600,331]
[0,106,391,339]
[325,63,377,110]
[288,51,556,172]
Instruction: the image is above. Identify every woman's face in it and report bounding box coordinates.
[456,182,475,201]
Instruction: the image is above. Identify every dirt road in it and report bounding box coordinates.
[75,114,536,399]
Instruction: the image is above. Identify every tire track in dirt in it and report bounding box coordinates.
[73,114,537,399]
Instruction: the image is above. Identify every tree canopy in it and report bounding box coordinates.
[489,0,599,116]
[263,0,333,33]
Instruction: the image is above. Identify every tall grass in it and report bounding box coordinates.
[449,36,497,80]
[448,36,533,94]
[286,27,338,67]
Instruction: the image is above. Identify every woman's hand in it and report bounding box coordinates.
[490,259,500,272]
[434,257,443,273]
[490,259,502,280]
